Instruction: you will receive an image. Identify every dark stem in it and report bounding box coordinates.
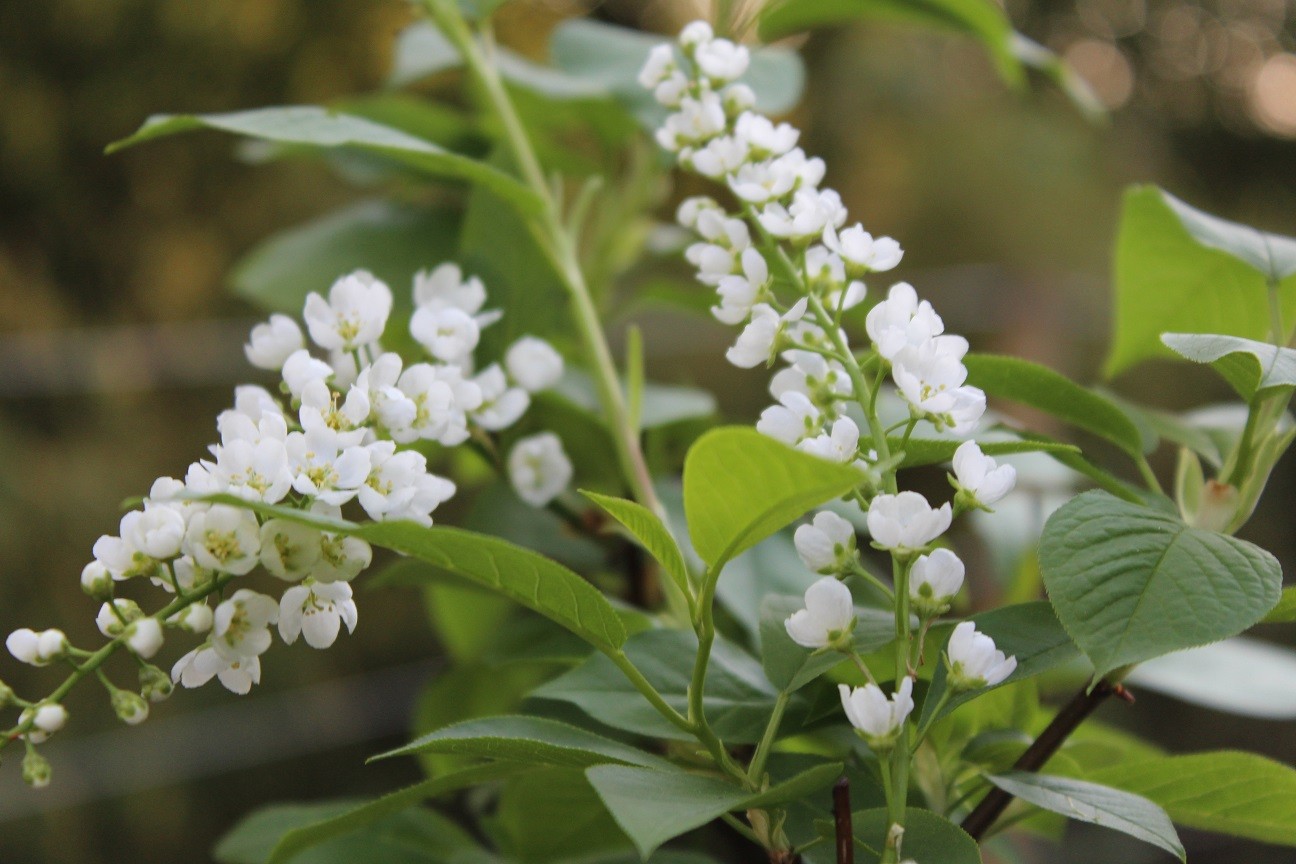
[961,680,1117,839]
[833,775,854,864]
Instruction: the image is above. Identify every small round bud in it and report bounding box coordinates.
[125,618,164,659]
[19,702,68,744]
[6,628,41,665]
[138,664,174,703]
[35,629,68,664]
[80,561,114,600]
[22,749,51,788]
[111,689,150,726]
[96,600,143,638]
[169,602,213,634]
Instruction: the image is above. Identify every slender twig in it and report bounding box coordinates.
[960,680,1117,839]
[833,776,854,864]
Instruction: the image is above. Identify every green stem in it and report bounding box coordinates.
[747,690,790,784]
[849,561,895,602]
[606,650,693,735]
[689,566,750,785]
[720,812,764,846]
[1135,454,1163,496]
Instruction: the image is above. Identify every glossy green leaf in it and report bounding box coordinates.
[1264,586,1296,623]
[986,773,1183,860]
[108,106,543,215]
[265,765,515,864]
[1039,490,1282,676]
[683,427,863,570]
[372,715,671,769]
[1091,751,1296,847]
[830,808,981,864]
[1162,332,1296,399]
[582,491,693,601]
[230,201,460,317]
[964,354,1144,458]
[759,595,894,692]
[497,767,636,862]
[532,628,778,743]
[1106,186,1296,377]
[587,762,842,858]
[919,601,1079,725]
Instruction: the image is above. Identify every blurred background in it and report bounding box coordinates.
[0,0,1294,861]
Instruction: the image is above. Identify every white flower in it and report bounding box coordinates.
[302,270,392,351]
[244,314,304,370]
[794,511,858,574]
[864,283,944,361]
[713,248,768,326]
[891,336,984,433]
[676,196,722,230]
[281,349,335,399]
[395,363,482,446]
[96,600,142,637]
[952,441,1016,507]
[359,441,455,525]
[758,188,847,241]
[211,437,294,504]
[183,504,262,575]
[413,264,495,324]
[6,629,41,666]
[797,417,860,463]
[638,43,677,88]
[727,299,806,368]
[734,112,798,157]
[92,533,149,580]
[125,618,164,659]
[21,702,68,742]
[679,20,713,48]
[946,621,1017,690]
[410,305,481,363]
[867,492,951,553]
[315,530,373,583]
[505,337,564,392]
[259,519,323,581]
[656,92,727,151]
[839,677,914,750]
[823,224,904,274]
[729,149,824,204]
[119,506,186,560]
[689,135,749,178]
[508,432,573,507]
[770,353,850,414]
[170,602,213,634]
[298,379,370,441]
[279,581,358,649]
[756,391,822,446]
[909,549,965,617]
[472,364,530,431]
[285,427,371,506]
[171,646,261,695]
[693,37,749,83]
[211,589,279,662]
[686,242,738,284]
[785,577,855,649]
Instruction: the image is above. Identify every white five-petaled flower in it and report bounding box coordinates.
[259,519,323,582]
[797,416,860,463]
[120,505,186,561]
[713,248,769,326]
[785,577,855,649]
[946,621,1017,691]
[472,364,530,431]
[279,581,358,649]
[395,363,483,446]
[864,282,944,361]
[727,299,807,369]
[244,314,304,370]
[183,504,262,575]
[171,646,262,695]
[358,441,455,526]
[410,305,480,363]
[794,511,858,574]
[952,441,1017,507]
[302,270,392,352]
[908,548,965,618]
[505,337,564,393]
[211,589,279,662]
[281,349,335,400]
[838,677,914,750]
[823,224,903,274]
[756,391,822,446]
[284,427,371,506]
[508,432,573,507]
[867,492,952,554]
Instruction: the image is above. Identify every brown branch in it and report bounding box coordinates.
[961,680,1118,839]
[833,775,854,864]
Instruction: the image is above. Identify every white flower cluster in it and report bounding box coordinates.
[4,264,573,766]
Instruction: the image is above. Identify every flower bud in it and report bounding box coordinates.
[96,600,143,638]
[80,561,114,600]
[138,664,174,703]
[111,689,150,726]
[909,549,965,618]
[125,618,164,659]
[35,629,68,664]
[19,702,68,744]
[946,621,1017,691]
[22,749,51,788]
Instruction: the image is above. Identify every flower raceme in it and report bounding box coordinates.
[2,264,573,781]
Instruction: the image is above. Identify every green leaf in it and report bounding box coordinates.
[1124,636,1296,720]
[1039,490,1283,676]
[550,19,804,124]
[1161,332,1296,399]
[532,628,779,743]
[919,601,1079,725]
[582,491,693,602]
[230,201,460,317]
[828,808,981,864]
[683,427,863,570]
[372,715,672,769]
[1106,186,1296,377]
[587,762,842,859]
[759,595,895,693]
[760,0,1022,85]
[890,435,1080,470]
[265,765,515,864]
[964,354,1145,458]
[424,578,514,662]
[217,800,477,864]
[496,767,637,862]
[108,106,544,216]
[986,773,1183,860]
[1091,751,1296,847]
[1264,586,1296,623]
[198,497,627,653]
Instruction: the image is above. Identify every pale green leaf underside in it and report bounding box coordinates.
[1091,751,1296,847]
[1039,490,1282,676]
[1161,332,1296,399]
[683,427,863,570]
[986,772,1184,860]
[107,106,544,215]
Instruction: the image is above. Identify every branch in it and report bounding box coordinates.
[833,775,854,864]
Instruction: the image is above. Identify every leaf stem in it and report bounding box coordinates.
[747,690,790,784]
[605,649,693,735]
